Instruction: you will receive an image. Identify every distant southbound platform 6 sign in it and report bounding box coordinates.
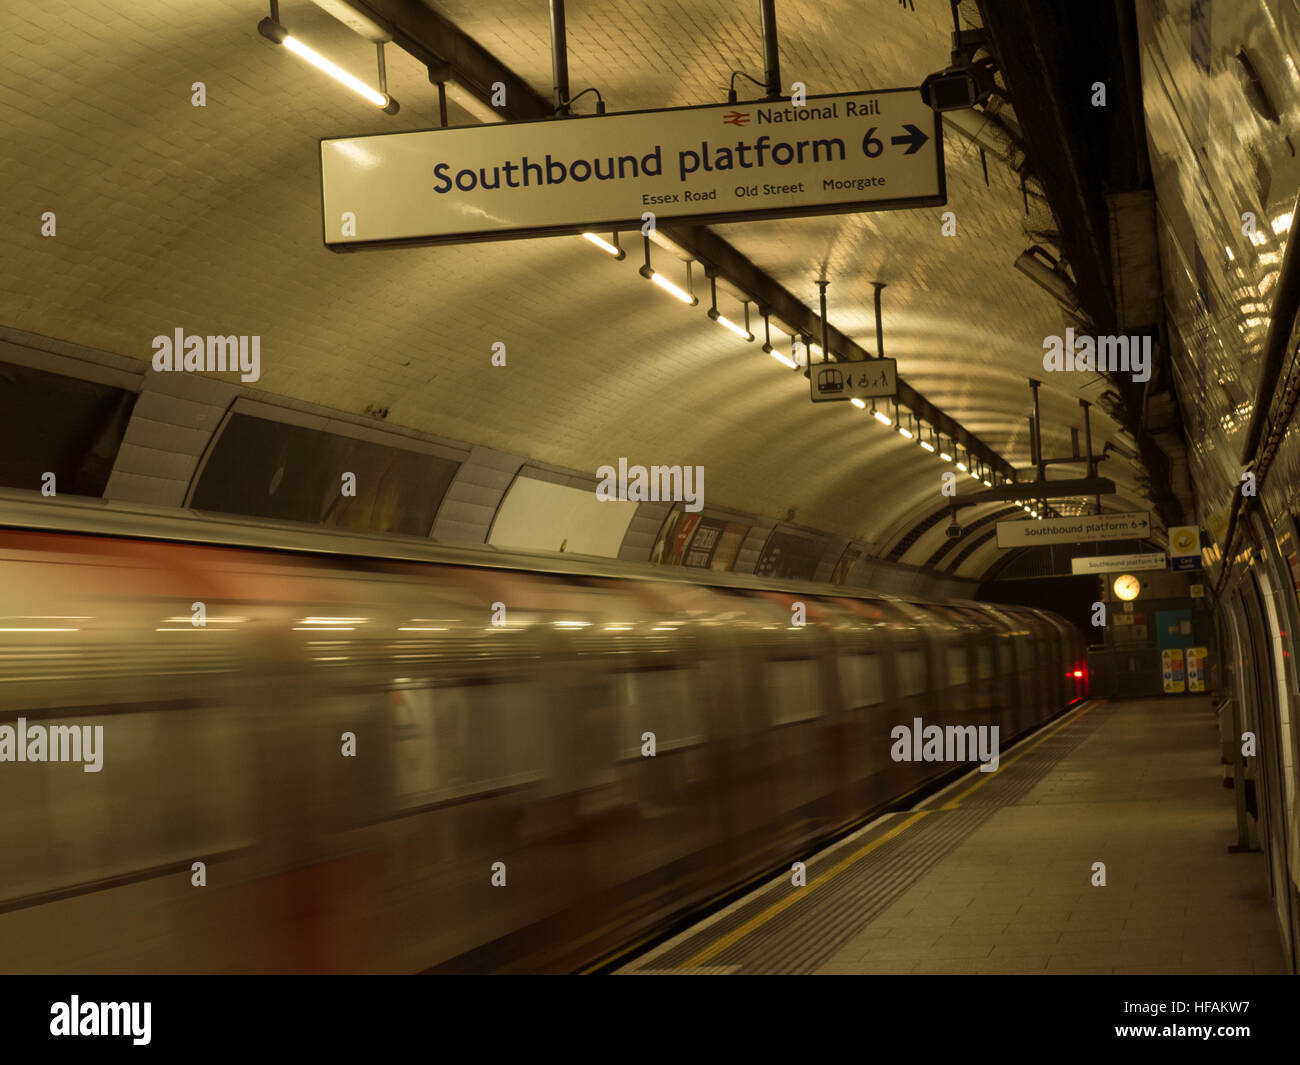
[1069,552,1167,575]
[320,89,944,247]
[997,511,1152,548]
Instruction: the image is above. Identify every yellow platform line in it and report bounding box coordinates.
[679,810,932,968]
[935,699,1096,810]
[676,699,1098,969]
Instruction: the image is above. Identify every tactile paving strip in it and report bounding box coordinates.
[623,704,1107,973]
[931,706,1107,809]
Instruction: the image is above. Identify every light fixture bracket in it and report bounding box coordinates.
[257,16,287,44]
[258,3,397,114]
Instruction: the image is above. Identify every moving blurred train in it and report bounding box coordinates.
[0,498,1087,973]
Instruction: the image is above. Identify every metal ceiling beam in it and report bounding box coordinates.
[975,0,1116,333]
[673,223,1014,479]
[363,0,551,118]
[976,0,1188,530]
[952,476,1116,507]
[360,0,1016,480]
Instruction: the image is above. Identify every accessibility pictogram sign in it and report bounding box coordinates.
[810,358,898,402]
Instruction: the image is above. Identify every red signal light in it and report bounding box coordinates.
[1072,669,1084,678]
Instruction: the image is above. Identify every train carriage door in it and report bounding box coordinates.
[946,640,972,713]
[974,639,995,714]
[1018,632,1037,717]
[996,637,1016,717]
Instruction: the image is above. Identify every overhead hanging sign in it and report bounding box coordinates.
[1069,552,1167,575]
[997,511,1152,548]
[810,358,898,402]
[1167,524,1203,571]
[320,89,945,247]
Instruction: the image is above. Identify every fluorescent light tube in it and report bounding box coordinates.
[309,0,391,42]
[282,34,390,108]
[650,272,694,304]
[714,314,753,340]
[582,233,622,257]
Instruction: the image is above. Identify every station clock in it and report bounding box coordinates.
[1113,574,1141,601]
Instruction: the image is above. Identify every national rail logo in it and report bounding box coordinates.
[595,459,704,512]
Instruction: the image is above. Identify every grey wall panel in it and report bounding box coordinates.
[3,326,982,597]
[124,413,215,455]
[431,446,524,544]
[232,397,469,462]
[516,464,566,487]
[104,369,238,508]
[864,562,903,595]
[131,393,226,435]
[813,536,850,584]
[618,501,674,562]
[843,550,872,588]
[0,326,142,390]
[851,557,977,600]
[114,441,205,483]
[734,520,776,576]
[517,462,598,491]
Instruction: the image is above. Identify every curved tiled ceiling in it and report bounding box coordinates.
[0,0,1156,578]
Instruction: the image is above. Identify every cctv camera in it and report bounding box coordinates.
[1014,247,1090,329]
[1014,246,1081,308]
[920,56,998,112]
[921,69,982,110]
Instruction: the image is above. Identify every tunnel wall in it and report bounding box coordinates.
[1137,0,1300,965]
[0,323,978,604]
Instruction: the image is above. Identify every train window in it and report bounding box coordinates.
[997,641,1015,675]
[389,681,545,809]
[975,644,994,680]
[839,653,883,708]
[897,648,928,697]
[946,645,969,687]
[0,703,257,904]
[616,668,702,755]
[766,659,823,724]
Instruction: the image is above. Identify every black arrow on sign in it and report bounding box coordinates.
[891,124,928,154]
